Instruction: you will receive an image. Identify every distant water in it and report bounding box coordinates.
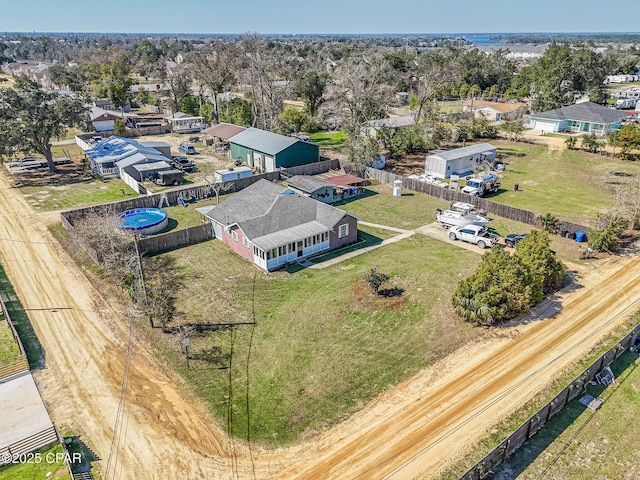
[462,34,505,46]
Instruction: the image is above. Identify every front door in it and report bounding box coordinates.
[297,241,303,257]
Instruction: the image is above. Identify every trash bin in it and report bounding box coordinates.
[575,231,587,243]
[514,183,519,191]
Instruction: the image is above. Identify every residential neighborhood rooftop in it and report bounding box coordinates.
[533,101,628,124]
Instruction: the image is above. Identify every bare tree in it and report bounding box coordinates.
[188,42,237,124]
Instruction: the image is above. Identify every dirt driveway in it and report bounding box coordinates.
[0,170,638,479]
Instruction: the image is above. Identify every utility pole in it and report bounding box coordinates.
[133,234,151,327]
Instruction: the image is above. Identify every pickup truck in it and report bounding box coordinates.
[448,224,499,249]
[171,155,195,172]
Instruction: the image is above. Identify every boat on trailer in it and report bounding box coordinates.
[436,202,491,228]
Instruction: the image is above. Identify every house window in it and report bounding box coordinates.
[338,224,349,238]
[231,231,238,242]
[243,237,249,248]
[322,232,328,242]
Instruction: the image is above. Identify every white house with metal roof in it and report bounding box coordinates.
[529,102,627,135]
[362,115,416,139]
[425,143,497,179]
[196,179,358,271]
[83,136,173,192]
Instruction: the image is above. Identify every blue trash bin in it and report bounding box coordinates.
[575,231,586,243]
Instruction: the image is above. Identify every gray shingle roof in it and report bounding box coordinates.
[428,143,496,161]
[532,102,627,124]
[228,128,298,155]
[200,179,352,247]
[286,175,334,193]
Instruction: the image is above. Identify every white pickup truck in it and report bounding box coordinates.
[448,224,499,249]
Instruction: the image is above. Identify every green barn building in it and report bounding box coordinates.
[229,128,319,172]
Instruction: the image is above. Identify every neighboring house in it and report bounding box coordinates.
[362,115,415,139]
[425,143,497,179]
[604,74,639,84]
[529,102,628,135]
[462,100,528,121]
[94,98,131,113]
[286,175,336,203]
[228,128,319,172]
[90,106,139,132]
[83,136,172,191]
[164,112,205,133]
[196,179,359,272]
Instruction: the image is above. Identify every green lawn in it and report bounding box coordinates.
[0,318,22,365]
[308,130,347,149]
[19,177,133,211]
[0,444,70,480]
[157,231,482,445]
[489,140,640,225]
[335,183,449,229]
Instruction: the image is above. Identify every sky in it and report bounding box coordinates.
[1,0,639,35]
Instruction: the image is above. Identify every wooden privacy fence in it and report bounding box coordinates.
[281,158,341,177]
[459,323,640,480]
[137,224,213,255]
[365,167,590,233]
[60,170,280,227]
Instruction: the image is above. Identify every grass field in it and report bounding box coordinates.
[489,140,640,225]
[0,318,22,365]
[0,265,45,370]
[19,176,133,212]
[0,444,70,480]
[492,351,640,479]
[308,130,347,149]
[157,230,483,445]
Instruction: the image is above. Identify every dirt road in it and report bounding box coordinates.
[0,169,638,479]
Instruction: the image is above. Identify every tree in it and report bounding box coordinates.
[515,231,565,293]
[452,247,539,325]
[580,133,603,154]
[588,214,628,252]
[537,212,560,234]
[295,71,327,116]
[189,42,236,124]
[565,136,577,150]
[501,120,524,141]
[0,76,87,173]
[280,107,308,134]
[363,266,389,295]
[611,124,640,159]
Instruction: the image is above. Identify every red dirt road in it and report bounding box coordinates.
[0,169,638,479]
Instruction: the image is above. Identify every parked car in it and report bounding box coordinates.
[178,144,197,155]
[172,155,195,172]
[505,233,528,248]
[448,224,500,249]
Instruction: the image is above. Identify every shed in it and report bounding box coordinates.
[286,175,335,203]
[164,112,205,133]
[229,127,319,172]
[425,143,497,179]
[128,160,172,182]
[214,166,254,182]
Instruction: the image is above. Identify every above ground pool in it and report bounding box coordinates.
[117,208,168,235]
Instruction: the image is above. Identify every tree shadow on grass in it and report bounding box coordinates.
[332,188,379,207]
[378,287,405,297]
